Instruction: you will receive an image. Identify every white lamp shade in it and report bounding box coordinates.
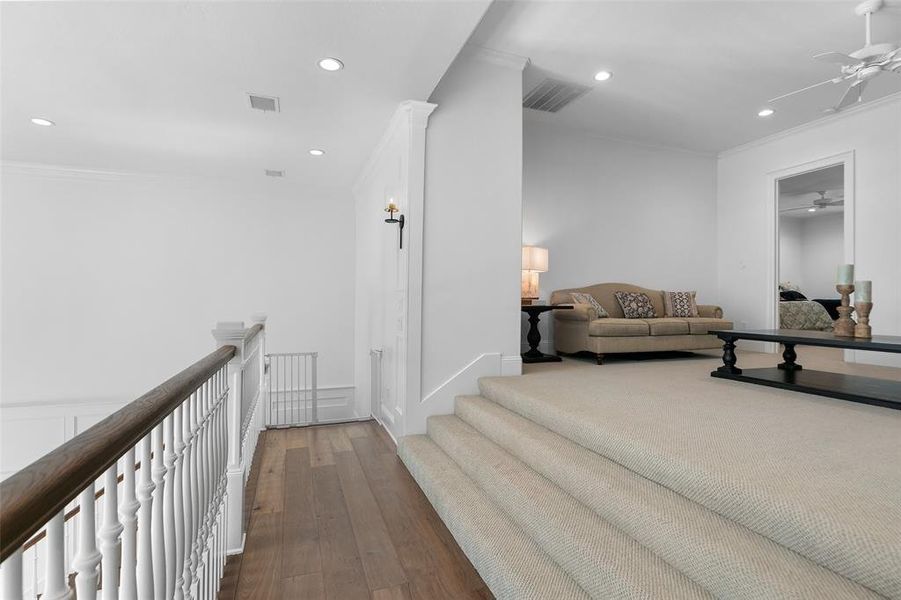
[522,246,548,272]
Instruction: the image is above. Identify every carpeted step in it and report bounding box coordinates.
[455,394,882,599]
[397,434,590,600]
[478,372,901,599]
[427,414,714,600]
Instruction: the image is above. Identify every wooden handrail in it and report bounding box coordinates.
[0,345,236,562]
[244,323,263,343]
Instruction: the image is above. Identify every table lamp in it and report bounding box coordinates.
[522,246,548,305]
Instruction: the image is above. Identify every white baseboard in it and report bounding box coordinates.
[266,385,356,425]
[501,354,523,376]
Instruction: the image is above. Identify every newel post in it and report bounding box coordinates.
[250,313,268,428]
[211,321,246,555]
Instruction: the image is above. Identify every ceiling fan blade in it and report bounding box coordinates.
[814,51,859,64]
[835,80,868,110]
[827,200,845,206]
[768,76,844,103]
[780,206,813,213]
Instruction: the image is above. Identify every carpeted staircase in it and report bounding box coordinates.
[398,372,901,600]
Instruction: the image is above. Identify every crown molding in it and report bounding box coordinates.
[1,160,348,192]
[352,100,436,194]
[0,161,172,182]
[718,91,901,159]
[460,44,530,71]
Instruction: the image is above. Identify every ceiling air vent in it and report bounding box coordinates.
[248,93,280,112]
[265,169,284,177]
[523,78,590,113]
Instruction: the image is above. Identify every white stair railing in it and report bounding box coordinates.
[0,315,269,600]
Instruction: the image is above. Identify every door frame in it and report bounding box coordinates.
[767,150,855,354]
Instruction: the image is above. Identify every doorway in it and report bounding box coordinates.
[770,152,855,355]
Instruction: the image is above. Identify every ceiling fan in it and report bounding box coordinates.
[780,191,845,213]
[768,0,901,112]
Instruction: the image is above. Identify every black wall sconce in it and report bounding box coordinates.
[384,202,405,249]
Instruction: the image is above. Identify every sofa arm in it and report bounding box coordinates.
[554,304,597,321]
[697,304,724,319]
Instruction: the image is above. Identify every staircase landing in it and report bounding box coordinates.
[218,421,492,600]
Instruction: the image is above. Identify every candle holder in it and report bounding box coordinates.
[854,301,873,338]
[834,283,856,337]
[384,204,405,249]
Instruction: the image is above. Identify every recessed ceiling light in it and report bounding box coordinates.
[318,58,344,72]
[31,117,55,127]
[758,108,775,117]
[593,70,613,82]
[808,207,817,212]
[309,149,325,156]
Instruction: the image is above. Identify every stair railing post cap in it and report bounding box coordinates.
[211,321,247,346]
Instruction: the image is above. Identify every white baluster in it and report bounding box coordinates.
[74,484,101,600]
[201,380,213,600]
[151,423,166,600]
[216,367,227,587]
[119,448,139,599]
[43,512,72,600]
[99,464,123,600]
[187,390,201,600]
[172,405,186,600]
[163,413,177,600]
[180,393,194,600]
[195,383,207,600]
[1,546,23,600]
[136,434,155,598]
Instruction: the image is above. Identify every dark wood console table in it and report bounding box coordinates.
[710,329,901,410]
[521,304,572,364]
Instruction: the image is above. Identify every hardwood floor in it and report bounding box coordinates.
[218,421,493,600]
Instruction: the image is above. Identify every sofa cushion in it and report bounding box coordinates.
[646,318,690,336]
[589,318,650,337]
[570,292,609,318]
[683,318,734,335]
[551,283,664,319]
[614,291,657,319]
[663,291,699,318]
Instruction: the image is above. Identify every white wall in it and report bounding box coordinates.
[779,216,803,290]
[1,163,356,471]
[800,213,844,300]
[353,102,434,440]
[779,213,844,299]
[718,96,901,366]
[421,49,525,398]
[522,121,719,348]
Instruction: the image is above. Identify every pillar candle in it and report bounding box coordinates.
[855,280,872,302]
[836,264,854,285]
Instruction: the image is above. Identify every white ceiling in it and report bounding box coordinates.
[470,0,901,153]
[0,1,490,183]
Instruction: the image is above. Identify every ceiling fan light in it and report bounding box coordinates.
[758,108,775,117]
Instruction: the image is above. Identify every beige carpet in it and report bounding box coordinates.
[399,348,901,599]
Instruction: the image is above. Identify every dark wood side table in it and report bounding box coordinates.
[521,304,572,364]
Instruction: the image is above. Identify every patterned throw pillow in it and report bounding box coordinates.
[614,291,657,319]
[570,292,609,318]
[663,291,699,318]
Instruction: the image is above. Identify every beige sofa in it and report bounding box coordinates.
[551,283,732,364]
